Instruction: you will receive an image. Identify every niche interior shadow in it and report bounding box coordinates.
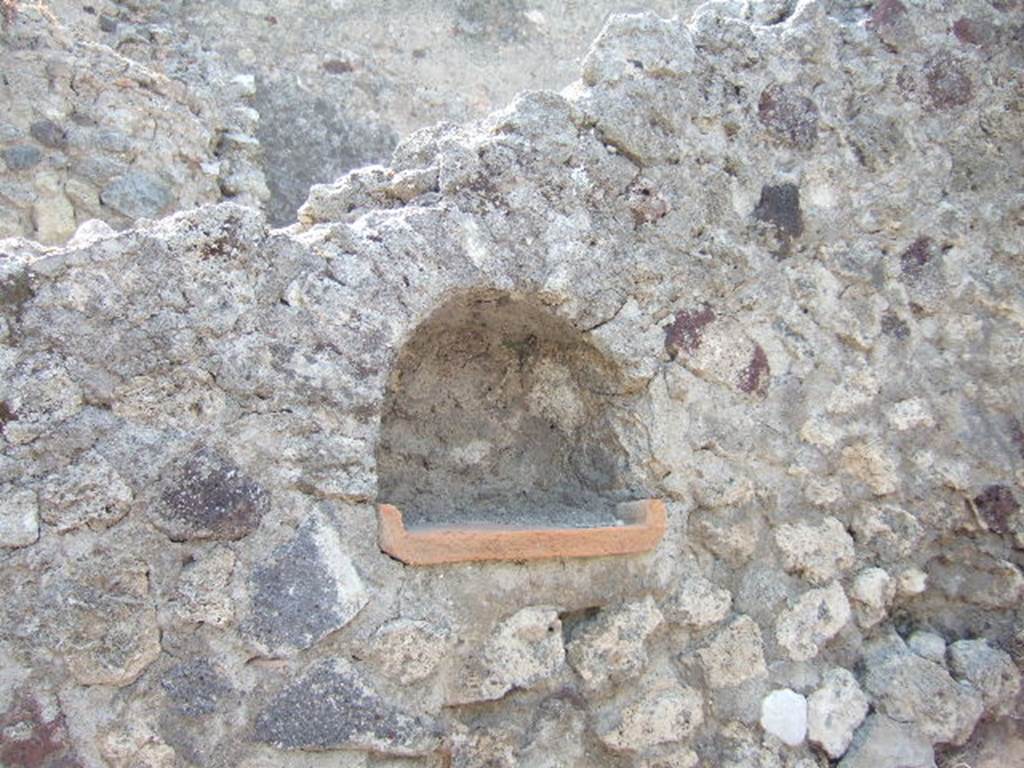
[375,291,665,563]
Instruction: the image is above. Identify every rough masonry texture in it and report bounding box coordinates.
[1,2,1024,767]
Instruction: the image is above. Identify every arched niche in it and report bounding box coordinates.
[375,290,665,564]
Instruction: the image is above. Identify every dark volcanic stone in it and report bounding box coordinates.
[242,520,367,653]
[900,236,934,276]
[322,59,354,74]
[153,448,269,541]
[2,145,43,171]
[974,485,1020,535]
[29,120,67,149]
[161,660,233,718]
[253,660,442,755]
[754,183,803,255]
[100,170,173,218]
[880,313,910,339]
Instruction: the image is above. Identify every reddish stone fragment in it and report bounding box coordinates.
[0,694,82,768]
[900,236,933,275]
[953,18,979,45]
[758,84,819,149]
[870,0,907,29]
[974,485,1020,535]
[738,344,770,395]
[953,17,998,46]
[924,53,973,109]
[154,448,269,541]
[664,305,715,359]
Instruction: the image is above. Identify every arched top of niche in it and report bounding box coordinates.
[375,289,665,564]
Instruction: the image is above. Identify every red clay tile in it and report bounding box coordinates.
[378,499,666,565]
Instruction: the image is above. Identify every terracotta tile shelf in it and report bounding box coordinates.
[377,499,667,565]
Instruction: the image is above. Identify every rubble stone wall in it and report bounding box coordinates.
[1,2,1023,767]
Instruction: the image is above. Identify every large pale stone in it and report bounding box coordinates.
[928,547,1024,609]
[582,13,695,87]
[39,451,134,532]
[99,720,176,768]
[595,685,704,752]
[807,668,869,759]
[691,506,761,565]
[449,606,565,704]
[897,567,928,597]
[850,567,895,628]
[841,442,899,495]
[57,557,161,686]
[697,615,767,688]
[774,516,855,585]
[886,398,935,431]
[776,583,851,662]
[664,574,732,629]
[908,631,946,664]
[948,639,1021,719]
[852,504,924,561]
[865,647,984,746]
[167,546,237,627]
[839,715,934,768]
[370,619,449,685]
[32,192,76,244]
[567,596,663,693]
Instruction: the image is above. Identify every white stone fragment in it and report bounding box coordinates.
[760,688,807,746]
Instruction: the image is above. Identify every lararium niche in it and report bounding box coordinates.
[376,290,665,564]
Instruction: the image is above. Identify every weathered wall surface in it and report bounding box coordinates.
[0,3,268,244]
[153,0,704,225]
[3,0,708,235]
[2,2,1024,768]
